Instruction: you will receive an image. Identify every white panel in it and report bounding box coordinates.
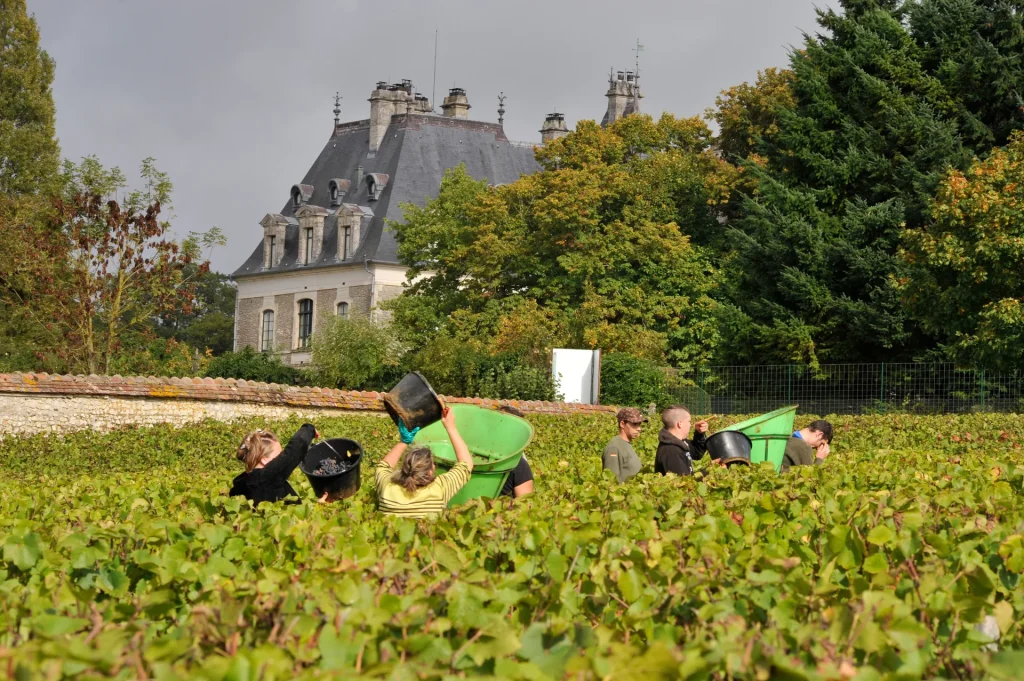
[552,349,600,404]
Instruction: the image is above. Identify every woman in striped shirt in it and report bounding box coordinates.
[375,408,474,518]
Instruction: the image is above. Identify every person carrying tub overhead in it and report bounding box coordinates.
[375,407,474,518]
[230,423,319,506]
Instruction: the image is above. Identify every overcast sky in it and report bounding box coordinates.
[29,0,835,274]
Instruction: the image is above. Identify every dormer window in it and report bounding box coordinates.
[304,228,313,264]
[328,179,350,207]
[342,226,352,259]
[291,183,314,208]
[365,173,389,201]
[268,235,276,267]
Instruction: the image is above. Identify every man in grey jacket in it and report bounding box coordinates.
[602,407,646,483]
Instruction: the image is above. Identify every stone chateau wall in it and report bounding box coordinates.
[0,373,614,437]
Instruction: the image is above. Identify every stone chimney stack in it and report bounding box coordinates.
[441,87,471,118]
[601,70,643,127]
[369,80,428,151]
[540,112,570,144]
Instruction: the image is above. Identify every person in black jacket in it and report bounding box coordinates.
[229,423,319,505]
[655,406,710,477]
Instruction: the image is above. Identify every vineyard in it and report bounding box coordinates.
[1,411,1023,680]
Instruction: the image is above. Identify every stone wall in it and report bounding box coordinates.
[316,288,337,328]
[274,292,295,350]
[236,297,262,350]
[0,373,614,436]
[349,285,372,315]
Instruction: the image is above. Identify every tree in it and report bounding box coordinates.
[387,114,737,370]
[3,158,217,374]
[0,0,60,198]
[720,0,1024,366]
[900,132,1024,370]
[0,0,61,371]
[309,315,407,390]
[708,67,796,163]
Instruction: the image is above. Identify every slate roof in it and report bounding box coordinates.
[232,114,541,278]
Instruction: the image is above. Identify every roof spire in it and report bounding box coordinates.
[497,92,506,126]
[333,92,342,127]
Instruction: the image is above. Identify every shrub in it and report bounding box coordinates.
[309,315,407,391]
[410,336,560,401]
[599,352,671,408]
[204,346,301,384]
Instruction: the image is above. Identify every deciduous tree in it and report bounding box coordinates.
[387,114,736,369]
[901,132,1024,370]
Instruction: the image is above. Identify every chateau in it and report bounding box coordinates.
[231,71,643,365]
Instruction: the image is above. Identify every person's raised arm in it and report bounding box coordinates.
[382,442,407,468]
[690,420,710,459]
[262,423,317,481]
[442,408,473,473]
[381,418,420,468]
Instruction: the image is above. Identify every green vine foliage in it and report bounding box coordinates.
[1,412,1023,678]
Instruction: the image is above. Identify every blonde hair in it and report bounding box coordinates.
[391,447,435,493]
[236,429,280,472]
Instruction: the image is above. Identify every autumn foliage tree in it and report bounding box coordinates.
[27,192,207,374]
[901,132,1024,370]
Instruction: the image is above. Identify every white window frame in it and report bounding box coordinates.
[261,310,275,352]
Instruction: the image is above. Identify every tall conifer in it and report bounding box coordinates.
[0,0,59,197]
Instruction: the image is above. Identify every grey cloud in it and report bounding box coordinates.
[29,0,836,273]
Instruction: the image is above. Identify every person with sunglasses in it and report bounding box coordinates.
[602,407,647,483]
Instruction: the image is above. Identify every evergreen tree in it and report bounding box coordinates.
[718,0,1022,365]
[0,0,59,197]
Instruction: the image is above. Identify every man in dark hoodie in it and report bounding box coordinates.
[655,405,710,476]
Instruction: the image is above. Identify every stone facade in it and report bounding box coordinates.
[0,372,615,436]
[236,297,262,350]
[349,284,372,316]
[316,288,338,327]
[274,293,295,350]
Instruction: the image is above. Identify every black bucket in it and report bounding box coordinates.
[706,431,753,467]
[383,371,446,430]
[299,438,363,501]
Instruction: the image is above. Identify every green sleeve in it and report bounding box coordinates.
[602,441,624,482]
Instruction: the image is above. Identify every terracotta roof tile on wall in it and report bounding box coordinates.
[0,373,615,415]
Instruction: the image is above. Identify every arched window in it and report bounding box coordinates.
[342,226,352,260]
[297,299,313,348]
[261,310,274,352]
[337,302,349,318]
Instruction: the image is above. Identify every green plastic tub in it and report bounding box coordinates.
[723,405,797,472]
[411,404,534,507]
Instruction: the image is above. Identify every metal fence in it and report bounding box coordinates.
[665,363,1024,415]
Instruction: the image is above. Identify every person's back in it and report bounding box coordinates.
[375,458,470,518]
[374,408,474,518]
[229,424,317,505]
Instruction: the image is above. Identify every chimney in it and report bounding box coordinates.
[369,80,418,151]
[540,112,569,144]
[441,87,471,118]
[601,68,643,127]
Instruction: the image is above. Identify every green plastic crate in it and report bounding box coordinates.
[412,404,533,507]
[723,405,797,472]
